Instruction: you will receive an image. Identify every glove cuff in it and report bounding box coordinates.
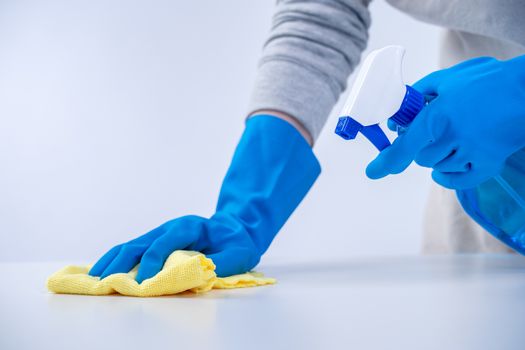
[216,115,321,254]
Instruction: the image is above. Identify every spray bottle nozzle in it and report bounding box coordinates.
[335,117,362,140]
[334,46,425,152]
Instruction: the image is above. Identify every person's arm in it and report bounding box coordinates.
[249,0,372,144]
[89,0,373,282]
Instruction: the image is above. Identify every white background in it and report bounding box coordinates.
[0,0,441,263]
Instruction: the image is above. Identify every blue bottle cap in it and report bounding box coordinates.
[390,85,425,128]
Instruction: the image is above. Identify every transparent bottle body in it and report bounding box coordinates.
[457,148,525,254]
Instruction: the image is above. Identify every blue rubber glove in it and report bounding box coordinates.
[89,115,320,283]
[366,55,525,189]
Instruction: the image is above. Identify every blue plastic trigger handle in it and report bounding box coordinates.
[335,116,391,151]
[361,124,391,151]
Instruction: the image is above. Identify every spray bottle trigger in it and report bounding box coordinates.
[335,116,391,151]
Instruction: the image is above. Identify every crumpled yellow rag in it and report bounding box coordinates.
[47,250,275,297]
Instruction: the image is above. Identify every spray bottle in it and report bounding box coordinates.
[334,45,525,254]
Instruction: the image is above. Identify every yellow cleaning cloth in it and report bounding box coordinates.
[47,250,275,297]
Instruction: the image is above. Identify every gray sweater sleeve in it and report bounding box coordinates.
[248,0,372,141]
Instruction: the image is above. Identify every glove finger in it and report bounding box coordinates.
[432,168,492,190]
[99,243,148,279]
[97,224,171,278]
[387,119,408,135]
[93,223,169,278]
[414,57,493,96]
[129,224,167,244]
[387,119,398,132]
[366,107,436,179]
[414,140,457,168]
[412,70,446,96]
[432,149,471,173]
[136,217,205,283]
[135,234,196,283]
[88,244,123,277]
[207,248,259,278]
[446,56,495,73]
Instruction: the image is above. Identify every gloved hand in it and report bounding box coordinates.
[89,115,320,283]
[366,55,525,189]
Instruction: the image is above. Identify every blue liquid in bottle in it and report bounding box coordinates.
[457,148,525,254]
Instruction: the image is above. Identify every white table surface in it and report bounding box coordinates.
[1,255,525,350]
